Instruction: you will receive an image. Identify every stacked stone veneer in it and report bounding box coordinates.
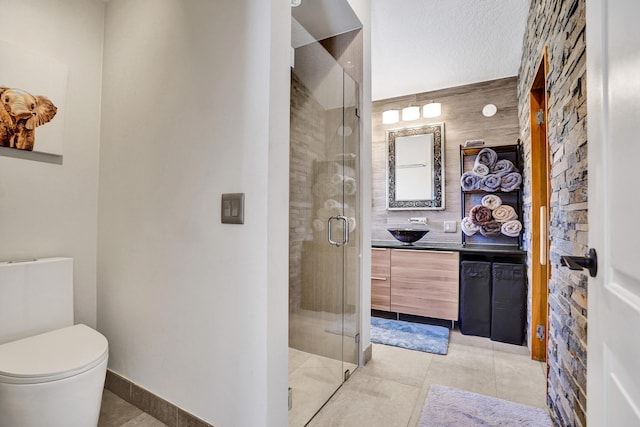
[517,1,587,426]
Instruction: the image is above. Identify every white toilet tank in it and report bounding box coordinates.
[0,258,74,345]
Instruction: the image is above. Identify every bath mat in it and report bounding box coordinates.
[418,385,552,427]
[370,317,449,355]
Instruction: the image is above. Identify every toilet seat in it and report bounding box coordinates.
[0,324,108,385]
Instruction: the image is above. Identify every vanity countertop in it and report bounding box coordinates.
[371,240,526,255]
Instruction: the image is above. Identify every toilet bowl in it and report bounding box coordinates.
[0,258,109,427]
[0,324,109,427]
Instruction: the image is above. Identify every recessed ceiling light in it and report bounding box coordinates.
[482,104,497,117]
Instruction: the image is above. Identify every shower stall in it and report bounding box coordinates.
[288,7,362,425]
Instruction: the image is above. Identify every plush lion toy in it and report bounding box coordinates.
[0,87,57,151]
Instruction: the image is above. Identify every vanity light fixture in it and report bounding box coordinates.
[401,106,421,121]
[382,109,400,124]
[422,102,442,118]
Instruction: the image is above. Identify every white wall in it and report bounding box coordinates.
[0,0,104,327]
[97,0,290,425]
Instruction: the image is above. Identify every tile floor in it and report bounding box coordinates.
[307,330,548,427]
[99,330,547,427]
[98,389,166,426]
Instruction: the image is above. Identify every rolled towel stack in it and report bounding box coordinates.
[481,194,502,210]
[461,172,482,191]
[501,172,522,192]
[461,217,479,236]
[324,199,342,210]
[330,174,344,185]
[344,177,357,195]
[492,204,518,222]
[492,159,517,176]
[475,148,498,170]
[327,162,355,178]
[479,221,502,237]
[312,219,325,232]
[501,219,522,237]
[472,163,490,176]
[480,174,501,192]
[312,186,334,198]
[469,205,493,226]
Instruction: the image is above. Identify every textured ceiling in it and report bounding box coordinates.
[372,0,530,100]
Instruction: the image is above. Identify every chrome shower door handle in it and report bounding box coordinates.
[327,215,349,247]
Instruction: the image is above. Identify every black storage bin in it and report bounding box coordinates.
[459,261,492,337]
[491,262,526,344]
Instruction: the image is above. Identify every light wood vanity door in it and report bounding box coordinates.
[390,249,459,320]
[371,248,391,311]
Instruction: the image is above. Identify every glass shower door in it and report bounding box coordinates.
[288,31,359,426]
[341,73,360,373]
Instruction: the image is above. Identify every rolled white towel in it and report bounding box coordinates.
[492,205,518,222]
[501,219,522,237]
[324,199,342,210]
[330,174,344,185]
[481,194,502,210]
[312,219,325,232]
[472,163,490,176]
[344,177,357,195]
[461,217,480,236]
[347,216,357,232]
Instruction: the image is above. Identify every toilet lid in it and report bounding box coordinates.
[0,324,108,384]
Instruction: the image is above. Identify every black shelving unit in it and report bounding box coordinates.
[459,144,523,248]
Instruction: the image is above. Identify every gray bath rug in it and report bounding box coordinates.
[418,385,552,426]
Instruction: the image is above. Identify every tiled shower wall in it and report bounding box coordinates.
[518,1,588,426]
[289,71,327,313]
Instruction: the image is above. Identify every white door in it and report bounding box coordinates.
[586,0,640,425]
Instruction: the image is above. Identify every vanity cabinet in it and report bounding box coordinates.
[371,248,460,321]
[390,250,459,320]
[371,248,391,311]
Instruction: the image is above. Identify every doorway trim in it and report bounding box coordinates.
[529,47,551,362]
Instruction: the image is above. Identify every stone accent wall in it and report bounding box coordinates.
[517,1,587,426]
[372,78,520,243]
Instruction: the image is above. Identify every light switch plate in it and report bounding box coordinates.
[221,193,244,224]
[444,221,457,233]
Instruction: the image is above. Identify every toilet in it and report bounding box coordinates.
[0,258,108,427]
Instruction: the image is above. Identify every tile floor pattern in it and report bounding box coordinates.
[99,390,167,427]
[99,330,547,426]
[307,330,548,427]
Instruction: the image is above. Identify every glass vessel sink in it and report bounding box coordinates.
[387,228,429,245]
